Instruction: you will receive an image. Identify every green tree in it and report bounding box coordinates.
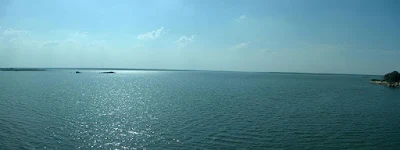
[384,71,400,83]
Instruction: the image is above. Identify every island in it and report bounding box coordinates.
[370,71,400,88]
[0,68,46,71]
[101,71,115,74]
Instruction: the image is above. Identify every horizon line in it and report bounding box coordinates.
[0,67,383,76]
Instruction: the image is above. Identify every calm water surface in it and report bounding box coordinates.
[0,71,399,149]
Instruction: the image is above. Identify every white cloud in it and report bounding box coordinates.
[42,40,61,47]
[41,39,106,51]
[259,48,277,53]
[236,14,247,22]
[232,41,250,49]
[260,48,270,53]
[301,42,353,52]
[0,28,31,50]
[137,27,166,40]
[0,28,106,52]
[3,28,29,36]
[68,31,88,38]
[86,40,106,50]
[175,35,195,47]
[40,32,105,51]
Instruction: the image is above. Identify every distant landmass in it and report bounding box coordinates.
[0,68,46,71]
[0,68,194,72]
[370,71,400,88]
[101,71,116,74]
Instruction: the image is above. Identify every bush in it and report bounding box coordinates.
[384,71,400,83]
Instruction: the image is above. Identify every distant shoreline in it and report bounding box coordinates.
[0,68,382,76]
[0,68,46,71]
[0,68,194,72]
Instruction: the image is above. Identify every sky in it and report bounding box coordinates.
[0,0,399,75]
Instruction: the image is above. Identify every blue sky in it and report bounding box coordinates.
[0,0,399,74]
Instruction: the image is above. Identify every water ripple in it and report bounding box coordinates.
[1,71,400,149]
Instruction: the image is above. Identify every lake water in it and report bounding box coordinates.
[1,70,399,149]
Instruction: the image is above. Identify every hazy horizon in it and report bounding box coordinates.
[1,67,387,76]
[1,0,400,75]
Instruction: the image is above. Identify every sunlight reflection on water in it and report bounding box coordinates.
[1,71,400,149]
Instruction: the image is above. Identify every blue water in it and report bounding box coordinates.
[0,71,399,149]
